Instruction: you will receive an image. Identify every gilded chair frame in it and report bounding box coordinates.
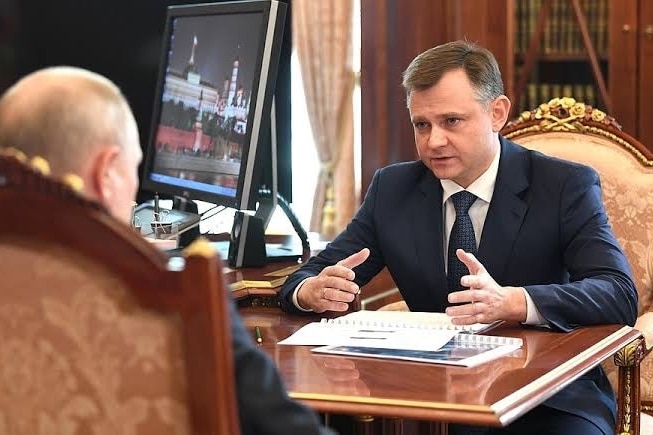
[502,97,653,435]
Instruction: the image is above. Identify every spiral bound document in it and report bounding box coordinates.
[335,310,503,334]
[312,333,523,368]
[278,311,504,353]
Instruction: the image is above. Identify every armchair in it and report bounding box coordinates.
[0,148,240,434]
[502,98,653,434]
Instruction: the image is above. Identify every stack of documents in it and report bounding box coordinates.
[279,310,521,367]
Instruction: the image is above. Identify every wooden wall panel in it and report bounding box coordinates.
[445,0,515,99]
[609,0,638,135]
[360,0,450,195]
[360,0,513,195]
[637,0,653,148]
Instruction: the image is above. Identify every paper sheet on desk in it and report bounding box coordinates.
[278,321,457,351]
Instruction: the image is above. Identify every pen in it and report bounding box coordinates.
[255,326,263,344]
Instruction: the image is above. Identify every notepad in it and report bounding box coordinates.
[312,333,523,368]
[332,310,503,334]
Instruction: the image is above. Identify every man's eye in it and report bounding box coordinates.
[414,122,429,129]
[445,118,461,126]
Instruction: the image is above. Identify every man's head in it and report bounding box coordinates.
[0,66,142,223]
[402,40,511,187]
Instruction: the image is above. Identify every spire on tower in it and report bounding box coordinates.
[184,34,200,82]
[189,35,198,65]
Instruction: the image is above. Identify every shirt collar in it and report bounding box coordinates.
[441,146,501,204]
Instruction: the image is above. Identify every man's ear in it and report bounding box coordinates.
[491,95,511,132]
[88,145,121,205]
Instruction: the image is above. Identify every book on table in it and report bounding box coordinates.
[278,310,521,367]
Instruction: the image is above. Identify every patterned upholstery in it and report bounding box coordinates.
[0,149,240,434]
[502,97,653,432]
[0,240,190,434]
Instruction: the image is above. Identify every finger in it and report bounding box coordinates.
[322,263,359,282]
[445,303,477,321]
[449,312,483,326]
[336,248,370,270]
[456,249,486,275]
[322,287,357,303]
[317,299,350,313]
[320,275,360,295]
[448,288,477,304]
[460,273,485,289]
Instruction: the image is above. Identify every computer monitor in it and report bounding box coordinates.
[142,0,285,207]
[140,0,305,266]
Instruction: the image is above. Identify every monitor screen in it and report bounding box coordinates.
[141,0,287,211]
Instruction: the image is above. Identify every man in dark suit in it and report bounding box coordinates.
[278,40,637,434]
[0,66,335,435]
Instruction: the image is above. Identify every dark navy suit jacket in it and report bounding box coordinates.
[279,136,638,434]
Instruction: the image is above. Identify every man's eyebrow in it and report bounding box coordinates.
[437,111,466,118]
[411,112,466,122]
[410,115,428,123]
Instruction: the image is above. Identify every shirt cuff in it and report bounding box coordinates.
[522,288,548,326]
[292,278,314,312]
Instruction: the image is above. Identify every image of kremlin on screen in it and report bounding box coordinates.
[152,13,264,191]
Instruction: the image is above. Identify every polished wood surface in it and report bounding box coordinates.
[224,257,400,311]
[239,306,640,427]
[609,0,653,148]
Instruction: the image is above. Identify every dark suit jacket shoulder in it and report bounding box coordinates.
[229,298,334,435]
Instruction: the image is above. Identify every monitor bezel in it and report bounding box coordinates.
[140,0,286,211]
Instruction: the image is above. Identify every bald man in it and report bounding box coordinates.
[0,67,141,223]
[0,66,336,435]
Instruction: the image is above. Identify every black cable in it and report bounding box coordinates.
[272,190,310,251]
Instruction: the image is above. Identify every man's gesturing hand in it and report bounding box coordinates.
[297,248,370,313]
[445,249,527,324]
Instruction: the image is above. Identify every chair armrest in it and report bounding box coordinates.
[635,311,653,354]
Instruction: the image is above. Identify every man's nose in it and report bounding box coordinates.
[428,127,447,148]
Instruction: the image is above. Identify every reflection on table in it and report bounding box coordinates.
[239,306,640,428]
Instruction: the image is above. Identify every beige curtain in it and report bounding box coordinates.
[293,0,355,238]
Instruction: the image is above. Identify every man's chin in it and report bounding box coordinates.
[429,166,458,181]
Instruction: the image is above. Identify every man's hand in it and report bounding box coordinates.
[297,248,370,313]
[446,249,527,324]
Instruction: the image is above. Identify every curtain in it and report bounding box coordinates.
[293,0,355,238]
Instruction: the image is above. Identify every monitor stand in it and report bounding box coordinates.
[225,191,308,268]
[172,196,201,247]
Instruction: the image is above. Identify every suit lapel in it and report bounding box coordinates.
[413,172,449,309]
[478,138,530,283]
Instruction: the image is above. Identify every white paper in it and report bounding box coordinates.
[278,320,457,351]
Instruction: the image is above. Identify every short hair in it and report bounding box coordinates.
[0,66,134,175]
[401,40,504,107]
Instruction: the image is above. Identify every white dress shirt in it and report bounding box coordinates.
[442,147,546,326]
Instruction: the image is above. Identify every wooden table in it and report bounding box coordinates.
[238,306,642,434]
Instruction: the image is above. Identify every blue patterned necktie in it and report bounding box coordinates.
[447,191,478,293]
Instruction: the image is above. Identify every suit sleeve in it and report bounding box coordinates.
[278,169,388,314]
[524,165,638,331]
[229,298,336,435]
